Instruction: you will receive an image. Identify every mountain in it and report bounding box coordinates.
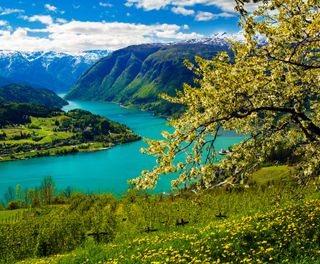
[0,84,68,108]
[66,38,230,116]
[0,50,109,92]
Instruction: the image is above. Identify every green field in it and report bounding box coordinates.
[21,200,320,264]
[0,209,26,224]
[0,116,74,144]
[250,165,293,185]
[0,115,107,161]
[0,109,140,162]
[0,166,319,263]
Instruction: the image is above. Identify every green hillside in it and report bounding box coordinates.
[0,84,67,109]
[66,43,229,116]
[0,103,60,127]
[0,167,319,263]
[0,105,140,161]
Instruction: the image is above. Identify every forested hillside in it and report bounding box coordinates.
[66,43,229,116]
[0,105,140,161]
[0,84,67,109]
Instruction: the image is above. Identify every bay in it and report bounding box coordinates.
[0,100,243,200]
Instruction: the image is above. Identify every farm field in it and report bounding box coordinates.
[0,166,318,263]
[0,209,26,224]
[0,109,140,162]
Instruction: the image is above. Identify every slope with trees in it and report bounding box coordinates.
[0,103,60,127]
[0,106,140,161]
[0,171,319,263]
[66,43,229,116]
[131,0,320,190]
[0,84,68,109]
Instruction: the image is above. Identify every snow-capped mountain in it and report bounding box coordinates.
[180,31,266,46]
[66,40,230,116]
[0,33,265,93]
[0,50,109,92]
[180,32,233,46]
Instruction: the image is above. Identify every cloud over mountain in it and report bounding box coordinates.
[0,20,202,53]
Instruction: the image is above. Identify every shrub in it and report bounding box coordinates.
[6,201,24,210]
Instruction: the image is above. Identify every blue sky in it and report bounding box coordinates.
[0,0,258,53]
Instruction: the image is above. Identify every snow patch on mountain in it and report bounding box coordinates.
[0,50,109,91]
[179,31,266,46]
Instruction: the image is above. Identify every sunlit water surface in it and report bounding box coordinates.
[0,99,243,199]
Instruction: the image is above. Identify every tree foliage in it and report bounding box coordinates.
[131,0,320,189]
[0,103,59,128]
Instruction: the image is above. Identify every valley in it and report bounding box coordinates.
[0,50,108,92]
[0,1,319,262]
[66,41,230,116]
[0,99,243,198]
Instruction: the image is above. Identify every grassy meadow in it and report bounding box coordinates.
[0,116,107,161]
[0,166,319,263]
[0,209,26,224]
[0,108,140,162]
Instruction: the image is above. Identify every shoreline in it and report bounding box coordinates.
[0,146,111,163]
[63,97,169,120]
[0,137,141,163]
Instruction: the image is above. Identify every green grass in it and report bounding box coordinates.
[0,116,115,161]
[17,199,320,264]
[2,167,319,263]
[0,143,110,162]
[251,165,292,185]
[0,209,26,224]
[0,116,74,145]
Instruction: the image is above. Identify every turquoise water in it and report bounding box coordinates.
[0,100,243,199]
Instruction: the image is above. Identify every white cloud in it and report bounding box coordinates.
[23,15,53,25]
[195,11,214,21]
[125,0,170,11]
[0,7,24,16]
[56,18,67,24]
[0,20,7,26]
[171,6,195,16]
[99,2,113,7]
[125,0,260,13]
[217,12,235,18]
[0,21,203,53]
[12,28,28,38]
[195,11,234,21]
[44,4,57,12]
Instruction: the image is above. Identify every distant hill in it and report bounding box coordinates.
[0,50,109,92]
[0,104,140,160]
[66,38,230,116]
[0,102,59,128]
[0,84,67,109]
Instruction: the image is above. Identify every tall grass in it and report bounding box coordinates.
[1,166,319,263]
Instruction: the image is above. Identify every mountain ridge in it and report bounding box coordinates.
[0,50,109,92]
[0,83,68,109]
[66,40,230,115]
